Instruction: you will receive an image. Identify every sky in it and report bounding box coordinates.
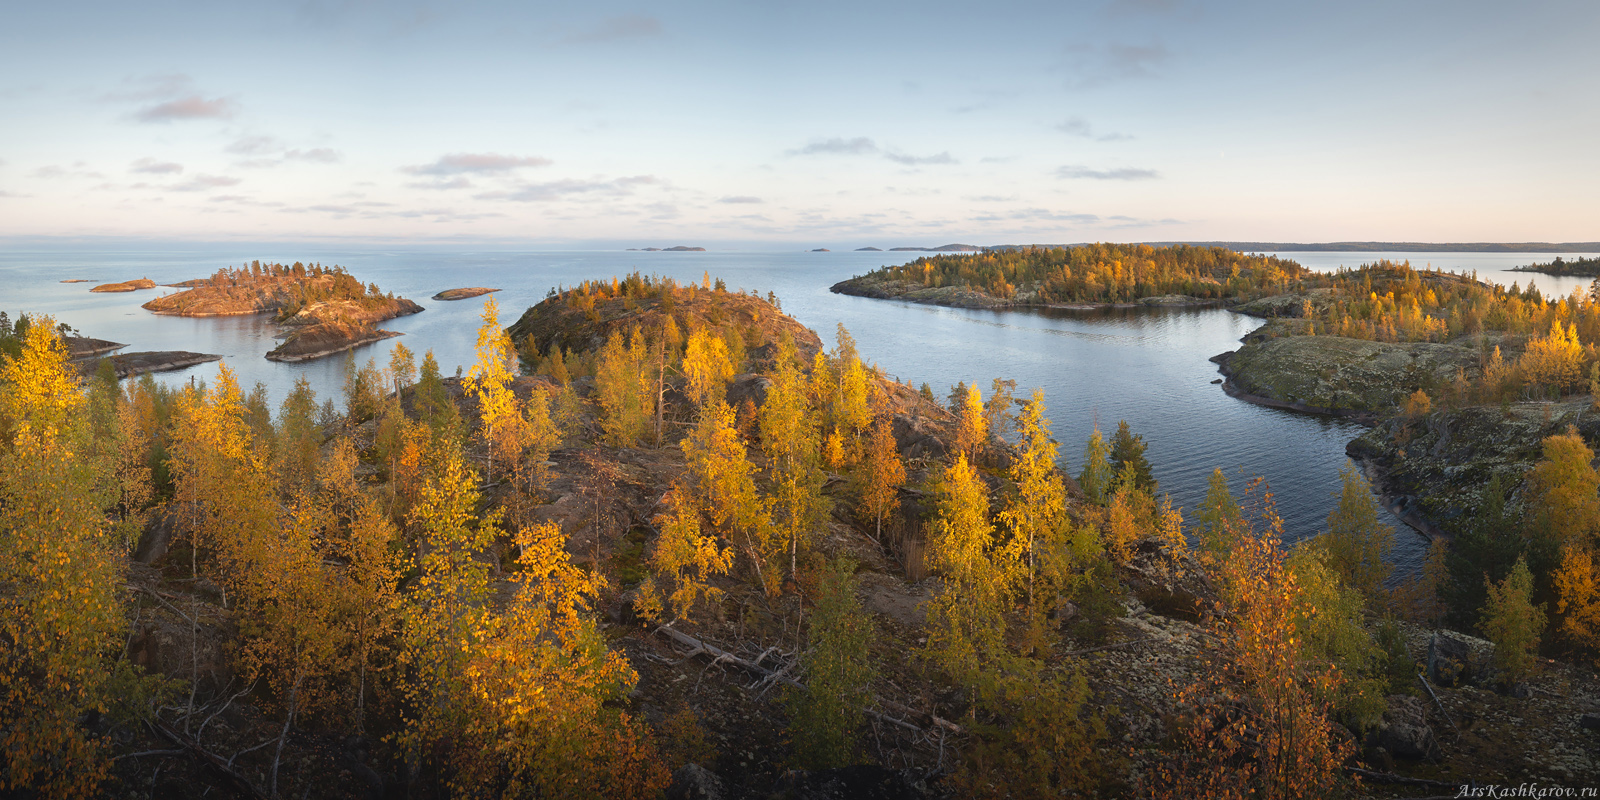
[1,0,1597,248]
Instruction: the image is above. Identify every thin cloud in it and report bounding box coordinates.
[170,174,242,192]
[407,177,474,191]
[135,95,238,122]
[793,137,879,156]
[1056,116,1134,142]
[402,153,553,176]
[226,135,283,155]
[1056,164,1161,181]
[885,151,956,166]
[130,158,184,175]
[790,137,958,166]
[31,165,65,179]
[972,208,1102,224]
[564,14,663,44]
[718,196,763,204]
[285,148,341,163]
[477,175,659,202]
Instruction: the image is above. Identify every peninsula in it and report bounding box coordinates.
[1509,255,1600,277]
[141,260,422,362]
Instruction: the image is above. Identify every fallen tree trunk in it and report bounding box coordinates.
[654,626,966,736]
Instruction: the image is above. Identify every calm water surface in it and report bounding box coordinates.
[6,247,1588,574]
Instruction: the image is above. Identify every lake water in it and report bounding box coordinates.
[5,246,1593,574]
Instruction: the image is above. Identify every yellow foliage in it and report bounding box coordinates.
[1520,320,1586,391]
[683,326,734,409]
[1525,425,1600,548]
[1554,547,1600,659]
[0,320,128,795]
[637,487,733,622]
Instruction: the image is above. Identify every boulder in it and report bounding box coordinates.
[1580,714,1600,731]
[666,763,725,800]
[1428,632,1475,687]
[1373,695,1440,760]
[726,373,772,411]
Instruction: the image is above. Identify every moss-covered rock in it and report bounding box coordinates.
[1347,399,1599,534]
[1217,335,1478,416]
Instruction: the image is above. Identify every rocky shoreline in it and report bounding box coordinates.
[83,351,223,379]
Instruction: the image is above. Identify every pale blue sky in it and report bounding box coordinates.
[1,0,1596,246]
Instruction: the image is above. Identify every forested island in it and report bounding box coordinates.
[1511,255,1600,277]
[831,243,1310,309]
[140,261,422,362]
[3,268,1598,797]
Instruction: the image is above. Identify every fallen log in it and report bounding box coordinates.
[653,626,966,736]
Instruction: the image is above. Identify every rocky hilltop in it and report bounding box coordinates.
[507,276,822,365]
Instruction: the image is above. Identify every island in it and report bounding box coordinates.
[810,248,830,252]
[432,287,501,301]
[140,260,422,362]
[662,245,705,251]
[887,243,984,252]
[59,279,90,283]
[831,243,1307,310]
[1509,255,1600,277]
[89,278,157,293]
[854,246,882,251]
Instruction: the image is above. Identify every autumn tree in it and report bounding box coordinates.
[1481,557,1546,684]
[1554,547,1600,659]
[398,435,503,769]
[683,325,734,409]
[636,486,733,622]
[467,296,523,478]
[923,454,1009,692]
[999,390,1067,611]
[595,328,655,447]
[1109,420,1155,493]
[1078,425,1113,505]
[682,400,773,590]
[1524,426,1600,551]
[786,557,873,769]
[952,383,987,463]
[0,318,134,795]
[277,376,322,495]
[447,521,669,798]
[1194,468,1244,557]
[389,340,416,395]
[1312,461,1395,605]
[859,414,905,545]
[1521,320,1585,393]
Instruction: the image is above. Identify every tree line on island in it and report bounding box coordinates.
[0,270,1595,797]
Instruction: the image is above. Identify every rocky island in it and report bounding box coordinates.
[432,287,500,301]
[140,260,422,362]
[89,277,157,293]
